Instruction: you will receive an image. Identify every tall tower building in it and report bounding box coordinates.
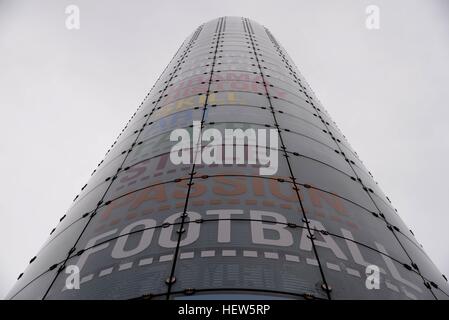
[7,17,448,300]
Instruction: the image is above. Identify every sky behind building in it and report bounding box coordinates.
[0,0,448,298]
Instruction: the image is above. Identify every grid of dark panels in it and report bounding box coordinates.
[7,17,449,300]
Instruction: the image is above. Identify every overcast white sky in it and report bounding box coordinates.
[0,0,448,299]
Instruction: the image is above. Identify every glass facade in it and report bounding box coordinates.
[6,17,449,300]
